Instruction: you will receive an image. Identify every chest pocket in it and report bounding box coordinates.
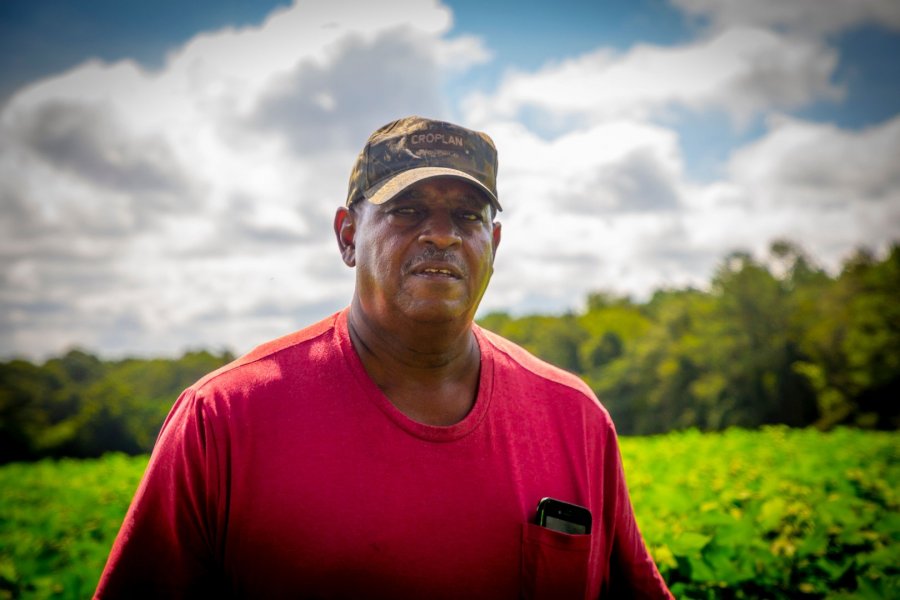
[521,522,592,600]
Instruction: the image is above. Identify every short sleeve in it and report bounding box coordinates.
[605,423,673,599]
[94,387,229,598]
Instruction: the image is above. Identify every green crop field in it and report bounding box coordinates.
[622,427,898,598]
[1,427,897,599]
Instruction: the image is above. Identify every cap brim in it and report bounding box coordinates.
[363,167,501,212]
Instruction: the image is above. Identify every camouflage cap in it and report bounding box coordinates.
[346,116,501,211]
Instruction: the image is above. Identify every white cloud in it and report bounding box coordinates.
[708,115,900,259]
[476,114,900,315]
[673,0,900,36]
[0,0,490,359]
[464,26,841,128]
[728,115,900,203]
[477,119,700,312]
[461,2,900,316]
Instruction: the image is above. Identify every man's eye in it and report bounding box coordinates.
[392,207,418,216]
[459,211,483,222]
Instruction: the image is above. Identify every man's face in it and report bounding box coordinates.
[338,177,501,327]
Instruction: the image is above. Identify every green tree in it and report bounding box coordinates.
[699,250,817,428]
[596,288,713,433]
[0,349,234,462]
[479,313,587,374]
[0,359,54,461]
[794,245,900,428]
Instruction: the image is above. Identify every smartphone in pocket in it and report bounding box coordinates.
[535,497,592,535]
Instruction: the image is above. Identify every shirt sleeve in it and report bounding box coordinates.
[605,426,674,599]
[94,387,230,598]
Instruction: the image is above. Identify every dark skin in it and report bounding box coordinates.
[334,177,502,426]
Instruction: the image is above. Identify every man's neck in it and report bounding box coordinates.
[347,298,482,425]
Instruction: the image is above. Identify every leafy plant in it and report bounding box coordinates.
[621,427,899,599]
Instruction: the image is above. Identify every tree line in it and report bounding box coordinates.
[1,240,897,463]
[481,241,899,435]
[0,350,234,463]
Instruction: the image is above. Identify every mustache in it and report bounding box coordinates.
[403,247,467,275]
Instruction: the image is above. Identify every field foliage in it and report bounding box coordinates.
[0,428,897,599]
[622,427,898,598]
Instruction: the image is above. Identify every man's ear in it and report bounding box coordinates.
[334,207,356,267]
[491,220,502,259]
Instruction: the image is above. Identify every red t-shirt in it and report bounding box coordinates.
[95,309,671,599]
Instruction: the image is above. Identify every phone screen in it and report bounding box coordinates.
[536,497,592,535]
[544,514,588,535]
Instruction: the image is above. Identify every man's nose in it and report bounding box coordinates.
[417,211,461,249]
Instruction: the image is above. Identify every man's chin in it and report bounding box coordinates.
[401,300,474,326]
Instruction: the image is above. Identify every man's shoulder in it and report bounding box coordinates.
[192,311,343,392]
[477,326,601,405]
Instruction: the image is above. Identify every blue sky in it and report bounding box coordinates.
[2,0,899,359]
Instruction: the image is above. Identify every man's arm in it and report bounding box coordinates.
[94,388,228,598]
[605,429,674,599]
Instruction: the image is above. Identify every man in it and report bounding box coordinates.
[95,116,672,598]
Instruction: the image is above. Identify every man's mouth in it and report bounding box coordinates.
[406,250,466,280]
[409,262,464,279]
[419,267,458,278]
